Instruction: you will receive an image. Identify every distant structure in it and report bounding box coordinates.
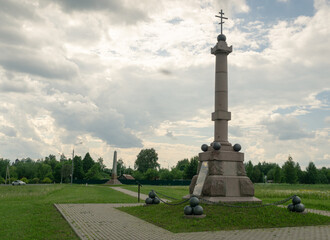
[188,10,261,203]
[106,151,122,185]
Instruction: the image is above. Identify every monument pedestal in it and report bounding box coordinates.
[187,146,261,204]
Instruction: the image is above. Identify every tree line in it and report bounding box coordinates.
[245,155,330,184]
[0,149,329,184]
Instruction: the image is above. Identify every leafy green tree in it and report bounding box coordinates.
[44,155,57,172]
[36,163,53,181]
[85,164,102,180]
[73,156,84,180]
[82,152,94,174]
[97,157,106,171]
[183,156,199,179]
[132,170,144,180]
[175,159,189,171]
[134,148,160,173]
[305,162,319,184]
[282,155,298,184]
[144,168,159,180]
[117,159,126,176]
[171,168,183,180]
[274,165,282,183]
[245,161,254,180]
[251,166,263,183]
[159,169,173,180]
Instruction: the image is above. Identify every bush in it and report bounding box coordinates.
[42,177,52,184]
[30,178,40,184]
[20,177,29,184]
[0,177,4,184]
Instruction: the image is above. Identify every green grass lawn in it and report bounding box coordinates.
[119,183,330,233]
[121,183,330,211]
[119,202,330,233]
[0,184,137,240]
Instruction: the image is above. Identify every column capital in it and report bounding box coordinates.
[211,41,232,55]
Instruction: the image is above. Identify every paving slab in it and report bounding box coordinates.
[55,203,330,240]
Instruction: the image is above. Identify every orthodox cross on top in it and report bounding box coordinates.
[215,9,228,34]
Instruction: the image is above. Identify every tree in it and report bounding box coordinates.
[73,156,84,180]
[117,159,126,176]
[97,157,106,171]
[171,168,183,180]
[245,161,254,180]
[134,148,160,173]
[175,159,189,171]
[183,156,199,179]
[159,169,173,180]
[282,155,297,184]
[274,165,282,183]
[144,168,159,180]
[85,164,102,180]
[82,152,94,174]
[305,162,319,184]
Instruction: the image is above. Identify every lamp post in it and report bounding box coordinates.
[71,142,83,185]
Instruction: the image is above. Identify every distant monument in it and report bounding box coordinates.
[106,151,122,185]
[188,10,261,203]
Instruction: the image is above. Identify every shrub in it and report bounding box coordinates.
[20,177,29,184]
[42,177,52,184]
[0,177,4,184]
[30,178,40,184]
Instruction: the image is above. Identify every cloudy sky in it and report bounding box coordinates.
[0,0,329,170]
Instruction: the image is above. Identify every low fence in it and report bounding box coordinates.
[73,179,191,185]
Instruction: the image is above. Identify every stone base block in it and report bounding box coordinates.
[105,179,122,185]
[200,196,262,204]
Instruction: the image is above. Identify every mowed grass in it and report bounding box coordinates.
[119,203,330,233]
[0,184,137,240]
[121,183,330,211]
[119,183,330,233]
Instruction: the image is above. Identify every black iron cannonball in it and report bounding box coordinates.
[294,203,305,213]
[233,143,241,152]
[153,198,160,204]
[189,197,200,207]
[201,144,208,152]
[184,205,193,215]
[287,203,295,212]
[292,196,301,205]
[149,191,156,199]
[213,142,221,150]
[193,205,204,215]
[145,197,153,204]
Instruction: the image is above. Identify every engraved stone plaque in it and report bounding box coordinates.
[193,161,209,196]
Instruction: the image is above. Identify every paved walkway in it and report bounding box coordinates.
[110,187,169,202]
[55,187,330,240]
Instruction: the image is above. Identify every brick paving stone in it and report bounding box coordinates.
[55,203,330,240]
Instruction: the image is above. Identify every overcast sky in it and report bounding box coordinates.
[0,0,329,170]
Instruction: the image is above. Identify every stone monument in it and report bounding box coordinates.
[106,151,122,185]
[188,10,261,203]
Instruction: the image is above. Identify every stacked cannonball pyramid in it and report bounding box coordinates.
[145,190,160,205]
[288,195,305,213]
[184,197,204,216]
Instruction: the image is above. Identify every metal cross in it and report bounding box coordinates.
[215,9,228,34]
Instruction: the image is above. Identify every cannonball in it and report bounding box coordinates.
[149,191,156,199]
[153,197,160,204]
[145,197,153,204]
[189,197,200,207]
[294,203,305,213]
[233,143,241,152]
[287,203,295,212]
[292,196,301,205]
[201,144,208,152]
[193,205,204,215]
[213,142,221,150]
[184,205,193,215]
